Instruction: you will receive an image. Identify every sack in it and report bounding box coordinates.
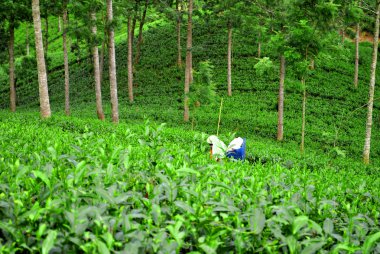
[226,137,246,160]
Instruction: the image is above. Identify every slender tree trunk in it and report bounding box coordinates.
[341,28,345,44]
[134,0,149,65]
[227,21,232,97]
[300,78,306,153]
[132,17,137,43]
[184,0,193,122]
[32,0,51,118]
[257,32,261,58]
[277,55,285,141]
[63,2,70,116]
[26,25,30,56]
[128,17,134,103]
[100,39,105,83]
[363,2,380,164]
[58,15,62,32]
[354,22,360,88]
[9,20,16,112]
[99,12,106,84]
[107,0,119,123]
[45,14,49,55]
[91,11,105,120]
[176,0,182,67]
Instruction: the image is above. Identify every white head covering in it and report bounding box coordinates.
[227,137,244,152]
[207,135,227,159]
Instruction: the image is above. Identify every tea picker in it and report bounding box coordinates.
[207,98,246,161]
[207,135,246,161]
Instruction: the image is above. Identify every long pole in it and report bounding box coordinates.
[217,98,223,136]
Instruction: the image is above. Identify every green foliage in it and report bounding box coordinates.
[0,111,379,253]
[189,60,217,107]
[254,57,275,77]
[1,6,380,252]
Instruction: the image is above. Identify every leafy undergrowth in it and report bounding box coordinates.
[0,111,379,253]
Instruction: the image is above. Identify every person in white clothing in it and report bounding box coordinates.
[207,135,227,160]
[207,135,246,161]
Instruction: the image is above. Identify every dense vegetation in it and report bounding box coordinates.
[1,111,379,253]
[0,0,380,253]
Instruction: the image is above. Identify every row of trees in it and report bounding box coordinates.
[1,0,379,163]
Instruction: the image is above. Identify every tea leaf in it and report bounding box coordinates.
[363,232,380,254]
[323,218,334,235]
[42,230,57,254]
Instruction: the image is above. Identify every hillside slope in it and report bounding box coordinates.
[1,17,380,164]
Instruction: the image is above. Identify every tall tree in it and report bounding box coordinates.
[286,1,338,152]
[26,24,30,56]
[184,0,193,122]
[227,20,232,97]
[70,0,105,119]
[40,0,53,55]
[128,16,134,103]
[107,0,119,123]
[32,0,51,118]
[134,0,149,65]
[91,10,105,120]
[99,11,106,83]
[204,0,245,97]
[9,18,16,112]
[277,55,285,141]
[176,0,182,67]
[265,0,289,142]
[63,0,70,115]
[363,1,380,164]
[351,1,364,88]
[2,0,30,112]
[354,20,360,88]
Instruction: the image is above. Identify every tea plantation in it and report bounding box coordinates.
[0,111,379,253]
[1,5,380,254]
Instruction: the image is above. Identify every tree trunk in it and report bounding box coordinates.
[45,14,49,55]
[134,0,149,65]
[341,28,345,44]
[63,2,70,116]
[184,0,193,122]
[58,15,62,32]
[100,39,105,83]
[227,21,232,97]
[257,32,261,58]
[277,55,285,141]
[354,22,360,89]
[176,0,182,67]
[26,25,30,56]
[99,12,106,84]
[32,0,51,118]
[9,20,16,112]
[300,78,306,153]
[363,2,380,164]
[132,17,137,43]
[107,0,119,123]
[91,11,105,121]
[128,17,134,103]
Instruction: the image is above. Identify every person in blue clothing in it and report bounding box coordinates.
[207,135,246,161]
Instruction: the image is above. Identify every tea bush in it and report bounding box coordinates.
[0,111,379,253]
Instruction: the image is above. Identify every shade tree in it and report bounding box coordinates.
[286,0,339,152]
[71,0,106,120]
[32,0,51,118]
[363,0,380,164]
[1,0,31,112]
